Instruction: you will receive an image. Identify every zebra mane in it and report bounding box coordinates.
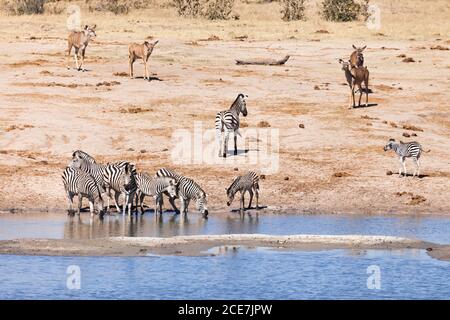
[229,94,244,112]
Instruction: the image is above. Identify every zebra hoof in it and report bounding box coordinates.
[234,151,238,155]
[223,153,227,158]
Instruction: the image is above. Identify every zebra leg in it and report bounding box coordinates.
[169,196,180,214]
[248,189,254,210]
[113,190,121,212]
[255,187,259,209]
[216,127,222,157]
[139,193,146,215]
[234,131,238,155]
[77,194,82,215]
[122,192,128,215]
[402,158,407,177]
[223,130,230,158]
[88,200,94,218]
[240,192,245,214]
[67,192,75,215]
[184,199,190,216]
[417,159,421,177]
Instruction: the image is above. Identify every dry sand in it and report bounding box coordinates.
[0,234,444,259]
[0,3,449,216]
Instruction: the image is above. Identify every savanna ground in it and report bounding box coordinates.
[0,0,449,215]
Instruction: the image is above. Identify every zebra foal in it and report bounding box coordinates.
[226,171,260,213]
[135,173,178,215]
[156,168,209,218]
[384,139,430,177]
[62,167,105,217]
[215,94,248,158]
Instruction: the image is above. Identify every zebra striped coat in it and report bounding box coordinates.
[62,167,105,216]
[215,94,248,158]
[226,171,260,212]
[135,173,178,215]
[102,162,137,215]
[384,139,429,177]
[156,168,208,217]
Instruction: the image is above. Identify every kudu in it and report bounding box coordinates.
[339,59,370,108]
[128,40,159,80]
[67,24,97,71]
[350,45,366,68]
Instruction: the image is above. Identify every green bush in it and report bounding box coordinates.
[173,0,201,17]
[203,0,234,20]
[321,0,361,22]
[280,0,306,21]
[2,0,45,15]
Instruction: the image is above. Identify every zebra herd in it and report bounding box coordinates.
[62,150,260,218]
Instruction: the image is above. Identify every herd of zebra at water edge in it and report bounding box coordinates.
[62,30,433,220]
[62,150,261,218]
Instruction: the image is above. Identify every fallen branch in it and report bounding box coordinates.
[235,55,290,66]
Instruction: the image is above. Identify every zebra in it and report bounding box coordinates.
[134,173,178,215]
[156,168,209,218]
[102,162,137,215]
[69,154,134,212]
[72,150,97,164]
[62,166,105,217]
[226,171,260,213]
[215,93,248,158]
[384,139,430,177]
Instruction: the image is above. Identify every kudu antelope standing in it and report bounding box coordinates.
[350,44,366,68]
[128,40,159,80]
[67,25,97,71]
[339,59,370,108]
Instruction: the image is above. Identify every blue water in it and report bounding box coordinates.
[0,212,449,243]
[0,248,449,299]
[1,213,449,299]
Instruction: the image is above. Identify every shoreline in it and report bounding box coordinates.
[0,234,447,260]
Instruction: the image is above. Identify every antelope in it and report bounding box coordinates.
[350,44,366,68]
[128,40,159,80]
[339,59,370,108]
[67,24,97,71]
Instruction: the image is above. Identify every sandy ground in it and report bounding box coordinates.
[0,234,445,259]
[0,7,449,216]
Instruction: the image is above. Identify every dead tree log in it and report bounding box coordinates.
[235,55,290,66]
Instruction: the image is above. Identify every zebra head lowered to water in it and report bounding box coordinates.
[384,139,430,178]
[215,93,248,158]
[155,168,209,218]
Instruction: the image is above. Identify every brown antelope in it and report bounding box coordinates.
[128,40,159,80]
[339,59,369,108]
[350,44,366,68]
[67,25,97,71]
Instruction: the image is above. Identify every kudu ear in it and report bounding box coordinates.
[361,45,366,51]
[84,25,89,30]
[153,40,159,46]
[91,24,97,30]
[352,44,357,49]
[389,138,395,142]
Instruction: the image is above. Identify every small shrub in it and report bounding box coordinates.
[86,0,130,14]
[43,1,66,14]
[203,0,234,20]
[2,0,45,15]
[321,0,363,22]
[280,0,306,21]
[173,0,201,17]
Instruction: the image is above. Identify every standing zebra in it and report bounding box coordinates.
[62,167,105,217]
[134,173,178,215]
[72,150,97,164]
[384,139,430,177]
[226,171,260,213]
[215,93,248,158]
[156,168,209,218]
[102,162,137,215]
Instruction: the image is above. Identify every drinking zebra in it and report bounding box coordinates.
[134,173,178,215]
[62,166,105,217]
[155,168,209,218]
[226,171,260,212]
[215,93,248,158]
[102,162,137,215]
[384,139,430,177]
